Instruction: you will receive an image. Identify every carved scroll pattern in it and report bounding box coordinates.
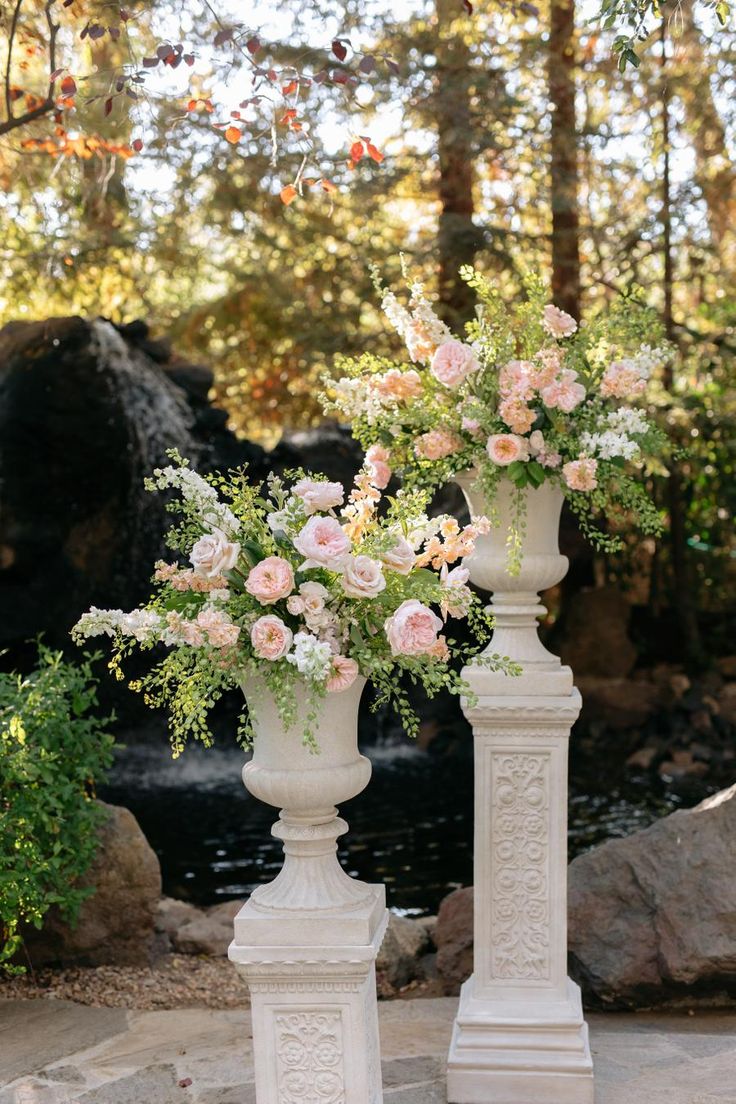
[275,1011,345,1103]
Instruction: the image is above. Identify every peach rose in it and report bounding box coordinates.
[251,614,293,660]
[293,515,351,570]
[373,369,423,400]
[414,429,463,461]
[342,555,386,599]
[499,396,536,434]
[600,361,647,399]
[542,304,578,338]
[384,599,443,656]
[244,556,295,605]
[430,340,480,388]
[190,528,240,578]
[540,369,586,413]
[562,458,598,491]
[196,608,241,649]
[486,433,530,466]
[326,655,360,693]
[292,478,345,515]
[380,536,415,575]
[499,360,535,401]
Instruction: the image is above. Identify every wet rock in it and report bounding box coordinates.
[576,677,662,730]
[155,897,204,942]
[173,899,242,956]
[376,913,432,992]
[568,783,736,1008]
[24,802,162,967]
[626,746,659,771]
[658,750,709,779]
[435,887,473,995]
[557,587,637,678]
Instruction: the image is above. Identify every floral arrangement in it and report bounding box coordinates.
[322,266,670,573]
[72,453,516,753]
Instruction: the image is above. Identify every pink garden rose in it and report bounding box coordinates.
[414,429,463,461]
[380,536,415,575]
[365,444,392,490]
[244,556,295,605]
[342,555,386,599]
[486,433,530,466]
[499,360,535,401]
[540,369,586,413]
[563,458,598,491]
[196,608,241,649]
[251,614,293,660]
[326,655,360,693]
[292,478,345,514]
[190,528,240,578]
[293,515,352,570]
[542,304,578,338]
[384,599,443,656]
[430,340,480,388]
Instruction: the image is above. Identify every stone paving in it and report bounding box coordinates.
[1,996,736,1103]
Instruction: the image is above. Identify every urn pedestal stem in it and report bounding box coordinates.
[447,474,594,1104]
[229,677,387,1104]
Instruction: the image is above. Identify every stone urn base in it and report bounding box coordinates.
[229,677,387,1104]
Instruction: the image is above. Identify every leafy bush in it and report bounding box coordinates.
[0,646,115,972]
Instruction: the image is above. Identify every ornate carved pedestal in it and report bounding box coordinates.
[447,475,594,1104]
[229,677,387,1104]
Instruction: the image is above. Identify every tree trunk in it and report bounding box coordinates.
[548,0,581,319]
[435,0,479,327]
[659,23,704,669]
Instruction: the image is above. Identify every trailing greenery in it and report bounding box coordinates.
[0,646,116,973]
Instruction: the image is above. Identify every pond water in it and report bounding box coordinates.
[100,733,692,916]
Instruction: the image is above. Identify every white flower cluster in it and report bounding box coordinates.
[407,291,452,348]
[634,344,670,376]
[605,407,650,436]
[330,378,388,425]
[72,606,162,643]
[580,429,641,461]
[381,290,412,339]
[148,465,241,536]
[404,513,442,550]
[286,632,334,680]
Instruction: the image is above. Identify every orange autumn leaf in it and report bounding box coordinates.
[282,79,297,95]
[280,184,298,205]
[320,178,337,193]
[186,98,198,111]
[224,125,242,144]
[60,75,76,95]
[280,108,297,124]
[350,139,364,161]
[366,142,384,163]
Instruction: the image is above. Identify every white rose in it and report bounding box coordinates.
[380,537,415,576]
[190,528,240,578]
[341,555,387,599]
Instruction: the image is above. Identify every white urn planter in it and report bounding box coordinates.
[229,676,387,1104]
[447,471,594,1104]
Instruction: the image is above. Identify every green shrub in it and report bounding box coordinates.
[0,646,115,972]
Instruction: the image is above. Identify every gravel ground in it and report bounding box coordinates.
[0,955,251,1010]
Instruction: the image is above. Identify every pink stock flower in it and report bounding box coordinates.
[251,615,293,660]
[292,478,345,514]
[563,458,598,491]
[486,433,530,466]
[373,369,423,400]
[542,304,578,338]
[414,429,463,461]
[461,416,483,437]
[499,396,536,434]
[384,599,443,656]
[365,445,392,490]
[293,515,351,570]
[430,340,480,388]
[499,360,535,400]
[529,430,561,469]
[600,361,648,399]
[426,635,450,661]
[540,369,586,413]
[244,556,295,605]
[405,320,437,364]
[326,655,360,693]
[196,608,240,648]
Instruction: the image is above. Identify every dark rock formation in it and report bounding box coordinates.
[435,885,474,995]
[557,586,637,678]
[23,801,162,967]
[0,316,266,651]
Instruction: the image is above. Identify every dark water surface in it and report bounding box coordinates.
[101,734,694,916]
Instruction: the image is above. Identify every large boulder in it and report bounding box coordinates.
[376,912,432,992]
[568,784,736,1007]
[24,801,162,967]
[172,899,242,956]
[435,886,473,995]
[557,586,637,678]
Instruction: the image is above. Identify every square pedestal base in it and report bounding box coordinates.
[447,976,594,1104]
[229,888,387,1104]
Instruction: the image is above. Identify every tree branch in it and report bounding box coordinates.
[0,0,59,138]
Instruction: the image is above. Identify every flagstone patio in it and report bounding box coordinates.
[1,996,735,1103]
